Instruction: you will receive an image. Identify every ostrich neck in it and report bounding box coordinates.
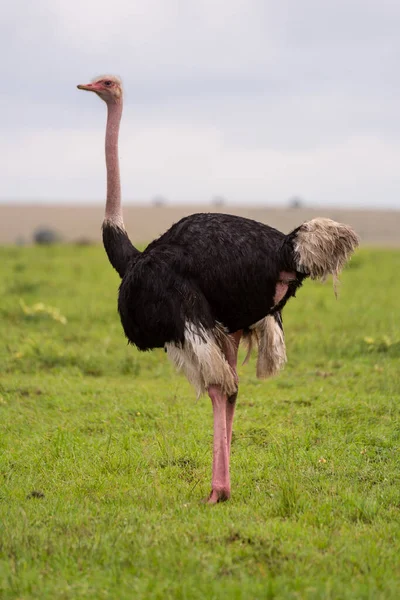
[105,100,123,227]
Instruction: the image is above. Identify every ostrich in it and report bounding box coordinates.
[77,75,359,504]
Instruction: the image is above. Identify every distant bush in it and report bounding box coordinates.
[152,195,167,207]
[33,227,63,245]
[74,237,95,246]
[212,196,226,207]
[288,196,304,209]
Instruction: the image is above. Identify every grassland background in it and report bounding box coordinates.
[1,243,400,599]
[1,204,399,246]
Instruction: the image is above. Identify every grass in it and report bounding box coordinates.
[1,243,400,599]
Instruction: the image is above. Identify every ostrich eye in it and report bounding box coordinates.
[104,80,112,87]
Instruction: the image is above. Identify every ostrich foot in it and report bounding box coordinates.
[205,488,231,504]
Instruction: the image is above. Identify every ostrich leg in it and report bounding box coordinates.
[207,385,230,503]
[206,330,242,504]
[225,330,242,453]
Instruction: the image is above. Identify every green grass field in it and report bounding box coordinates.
[1,244,400,599]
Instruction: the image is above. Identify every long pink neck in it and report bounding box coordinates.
[104,99,124,227]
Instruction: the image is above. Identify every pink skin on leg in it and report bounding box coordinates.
[224,330,242,453]
[207,385,231,503]
[274,271,296,306]
[226,400,236,456]
[206,330,242,504]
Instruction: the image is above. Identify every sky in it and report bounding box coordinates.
[2,0,400,208]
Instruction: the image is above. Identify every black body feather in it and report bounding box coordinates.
[103,213,304,351]
[102,224,140,278]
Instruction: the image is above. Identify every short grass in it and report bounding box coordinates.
[1,244,400,599]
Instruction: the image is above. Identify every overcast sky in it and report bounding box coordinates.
[2,0,400,207]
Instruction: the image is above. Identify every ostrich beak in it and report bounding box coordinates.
[77,83,96,92]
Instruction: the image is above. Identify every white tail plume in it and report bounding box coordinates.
[294,218,359,290]
[243,315,287,378]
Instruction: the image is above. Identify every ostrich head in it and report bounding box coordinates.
[77,75,123,103]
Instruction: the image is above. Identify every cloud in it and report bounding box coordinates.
[2,0,400,207]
